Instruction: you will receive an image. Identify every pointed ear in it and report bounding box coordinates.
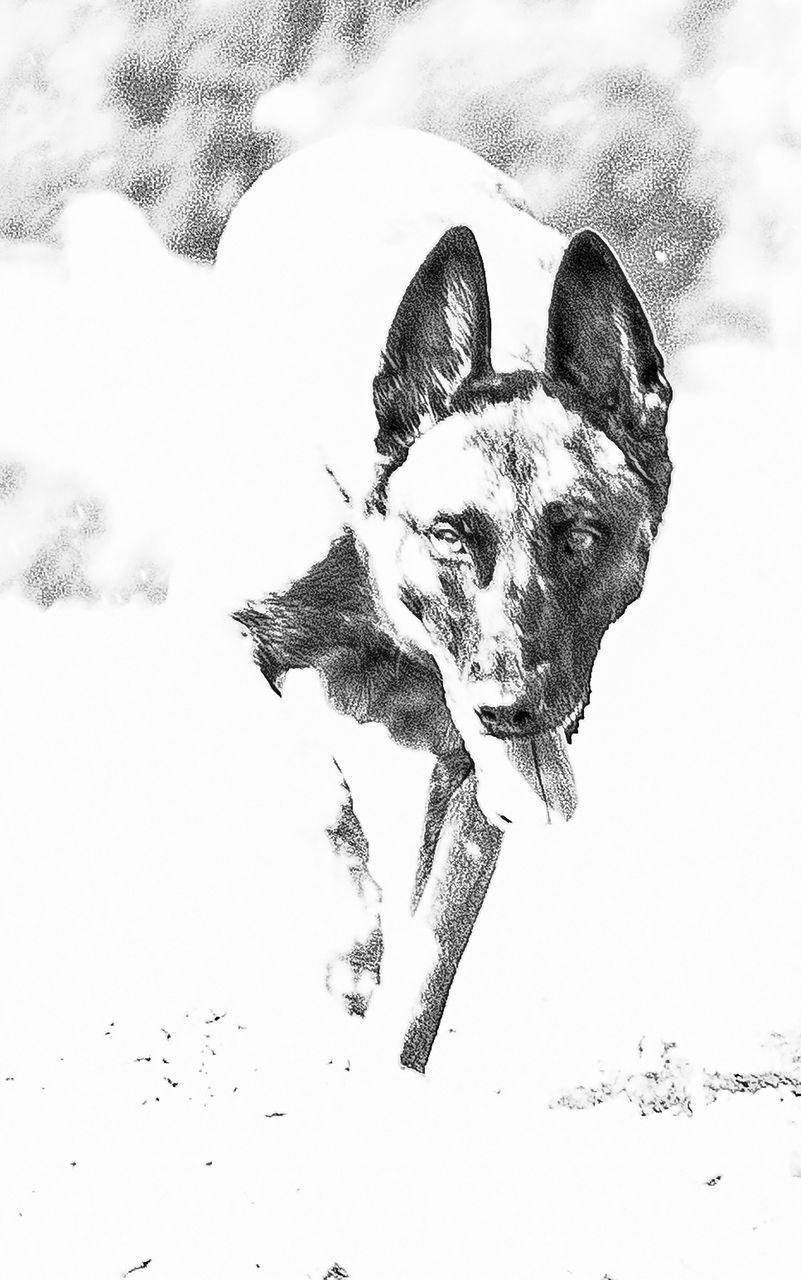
[545,230,672,503]
[372,226,493,463]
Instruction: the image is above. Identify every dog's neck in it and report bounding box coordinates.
[234,529,464,758]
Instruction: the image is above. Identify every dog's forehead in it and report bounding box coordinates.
[386,387,629,522]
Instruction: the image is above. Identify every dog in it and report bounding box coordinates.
[214,128,672,1072]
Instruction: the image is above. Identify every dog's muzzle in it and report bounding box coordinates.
[475,695,542,738]
[441,678,579,828]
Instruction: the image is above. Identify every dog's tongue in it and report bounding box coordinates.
[439,674,578,830]
[507,732,577,822]
[471,729,577,830]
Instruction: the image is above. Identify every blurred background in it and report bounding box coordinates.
[1,0,799,353]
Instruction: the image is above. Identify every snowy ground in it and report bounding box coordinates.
[1,194,800,1278]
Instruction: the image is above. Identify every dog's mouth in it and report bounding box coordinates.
[477,693,586,825]
[499,728,578,825]
[441,677,583,829]
[477,701,584,742]
[466,721,578,830]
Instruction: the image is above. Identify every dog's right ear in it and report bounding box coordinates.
[545,230,672,510]
[372,226,492,464]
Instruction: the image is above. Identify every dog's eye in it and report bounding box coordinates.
[429,522,465,556]
[557,524,602,556]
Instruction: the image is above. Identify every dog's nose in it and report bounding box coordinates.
[476,700,538,737]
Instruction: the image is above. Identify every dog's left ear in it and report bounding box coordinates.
[545,230,672,503]
[373,225,492,464]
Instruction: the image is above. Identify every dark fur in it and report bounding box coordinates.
[234,531,464,756]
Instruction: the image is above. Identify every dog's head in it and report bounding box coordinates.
[364,225,671,812]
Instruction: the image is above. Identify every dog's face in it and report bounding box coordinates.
[377,391,654,740]
[367,224,671,785]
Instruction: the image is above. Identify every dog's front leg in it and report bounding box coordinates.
[400,770,503,1073]
[412,752,473,911]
